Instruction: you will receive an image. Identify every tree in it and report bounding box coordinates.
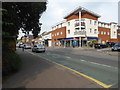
[2,2,47,38]
[2,2,47,75]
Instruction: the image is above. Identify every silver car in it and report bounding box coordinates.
[111,42,120,51]
[24,44,31,49]
[32,45,45,52]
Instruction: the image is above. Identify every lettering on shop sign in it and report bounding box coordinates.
[74,31,85,35]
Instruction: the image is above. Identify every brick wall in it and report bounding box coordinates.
[51,27,66,46]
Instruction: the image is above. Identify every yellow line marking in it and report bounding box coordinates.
[27,51,113,88]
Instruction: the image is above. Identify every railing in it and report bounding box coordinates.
[74,30,86,35]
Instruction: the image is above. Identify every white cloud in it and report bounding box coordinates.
[40,0,118,33]
[18,0,119,38]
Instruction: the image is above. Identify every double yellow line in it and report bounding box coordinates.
[27,51,113,88]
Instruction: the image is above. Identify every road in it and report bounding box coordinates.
[3,47,118,88]
[26,47,118,88]
[3,48,103,88]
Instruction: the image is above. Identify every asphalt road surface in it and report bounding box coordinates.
[3,48,104,88]
[26,47,118,88]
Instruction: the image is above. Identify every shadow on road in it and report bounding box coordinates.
[3,49,53,88]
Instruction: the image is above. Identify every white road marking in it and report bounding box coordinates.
[66,56,71,59]
[80,59,117,69]
[27,50,118,70]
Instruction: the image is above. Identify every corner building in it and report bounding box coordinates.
[51,6,120,47]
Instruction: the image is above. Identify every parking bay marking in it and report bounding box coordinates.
[27,51,114,88]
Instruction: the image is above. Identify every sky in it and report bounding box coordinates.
[18,0,119,39]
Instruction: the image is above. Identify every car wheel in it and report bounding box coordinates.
[43,51,45,53]
[111,49,114,51]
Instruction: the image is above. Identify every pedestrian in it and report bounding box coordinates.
[22,44,25,51]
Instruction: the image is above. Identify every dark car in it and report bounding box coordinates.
[106,42,116,47]
[94,43,108,49]
[111,42,120,51]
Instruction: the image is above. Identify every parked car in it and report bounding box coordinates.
[106,42,116,47]
[24,44,31,49]
[111,42,120,51]
[19,44,24,48]
[32,45,45,52]
[16,43,20,48]
[94,43,108,49]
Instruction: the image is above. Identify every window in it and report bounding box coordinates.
[68,30,70,34]
[90,28,92,33]
[114,31,116,35]
[57,32,59,35]
[98,23,101,27]
[104,32,106,35]
[98,31,100,34]
[114,25,116,28]
[94,21,97,25]
[52,34,54,37]
[61,32,63,35]
[61,24,62,27]
[94,29,97,34]
[68,22,70,26]
[90,20,92,24]
[108,32,110,35]
[101,31,103,35]
[55,33,56,36]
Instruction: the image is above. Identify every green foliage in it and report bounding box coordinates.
[9,52,21,71]
[2,2,47,76]
[3,52,21,75]
[88,40,97,47]
[2,2,47,38]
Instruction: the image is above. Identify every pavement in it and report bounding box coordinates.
[3,48,103,88]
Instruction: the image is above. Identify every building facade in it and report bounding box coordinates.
[51,6,120,47]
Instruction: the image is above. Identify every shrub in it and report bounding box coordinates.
[88,40,97,47]
[3,51,21,76]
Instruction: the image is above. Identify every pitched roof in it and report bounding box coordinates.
[64,6,101,19]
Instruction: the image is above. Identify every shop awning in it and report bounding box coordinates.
[58,37,74,40]
[87,37,98,40]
